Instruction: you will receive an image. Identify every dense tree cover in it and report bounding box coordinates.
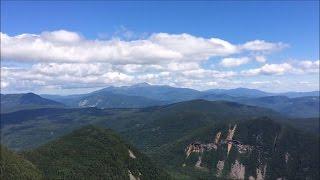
[1,100,281,151]
[0,145,43,180]
[149,118,319,179]
[1,100,319,179]
[22,125,171,180]
[123,100,282,151]
[1,107,131,151]
[286,117,319,134]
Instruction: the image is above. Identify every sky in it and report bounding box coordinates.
[1,1,319,94]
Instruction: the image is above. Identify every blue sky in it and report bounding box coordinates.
[1,1,319,94]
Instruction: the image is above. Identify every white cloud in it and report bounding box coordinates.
[149,33,239,60]
[0,64,134,91]
[1,81,9,88]
[241,40,288,52]
[241,61,320,76]
[2,59,318,92]
[181,69,236,79]
[1,62,237,92]
[2,30,318,93]
[220,57,250,67]
[298,60,319,73]
[32,63,108,76]
[1,30,285,65]
[166,62,200,71]
[1,31,182,64]
[41,30,82,43]
[260,63,293,74]
[242,63,293,76]
[255,55,267,63]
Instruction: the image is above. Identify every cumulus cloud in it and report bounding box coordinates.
[32,63,108,76]
[41,30,82,43]
[149,33,239,60]
[298,60,320,73]
[0,62,236,92]
[241,40,288,52]
[241,60,320,76]
[2,60,318,92]
[254,55,267,63]
[1,31,181,64]
[0,64,107,92]
[1,30,317,93]
[242,63,293,76]
[220,57,250,67]
[1,30,285,64]
[260,63,293,74]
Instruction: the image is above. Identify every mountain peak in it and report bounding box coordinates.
[22,92,39,97]
[133,82,151,87]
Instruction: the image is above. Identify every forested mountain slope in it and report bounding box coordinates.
[149,118,319,179]
[0,145,43,180]
[22,126,171,180]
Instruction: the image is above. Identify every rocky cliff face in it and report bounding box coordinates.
[181,119,319,179]
[184,123,259,179]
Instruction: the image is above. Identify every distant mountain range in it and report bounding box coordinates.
[41,83,320,104]
[1,84,318,118]
[0,93,64,113]
[41,83,202,107]
[203,87,273,98]
[66,91,165,108]
[240,96,319,118]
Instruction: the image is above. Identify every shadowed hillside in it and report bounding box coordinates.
[1,93,64,113]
